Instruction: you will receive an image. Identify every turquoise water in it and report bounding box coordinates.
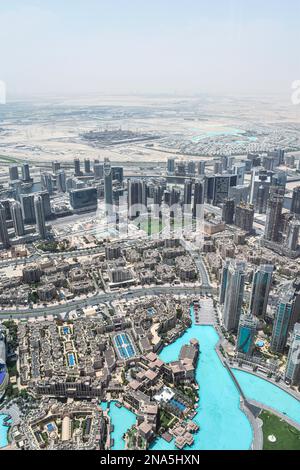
[2,311,300,450]
[152,322,253,450]
[109,401,136,450]
[233,370,300,424]
[68,353,75,366]
[0,415,9,448]
[192,128,245,142]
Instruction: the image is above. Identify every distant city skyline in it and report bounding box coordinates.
[0,0,300,98]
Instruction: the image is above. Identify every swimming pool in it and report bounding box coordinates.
[169,398,186,412]
[114,333,136,360]
[68,353,75,367]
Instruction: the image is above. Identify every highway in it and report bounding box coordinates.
[0,284,216,319]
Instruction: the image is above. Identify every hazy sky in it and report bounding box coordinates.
[0,0,299,97]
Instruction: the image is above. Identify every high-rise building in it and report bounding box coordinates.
[0,200,13,220]
[94,163,104,179]
[11,201,25,237]
[249,168,273,206]
[223,260,246,331]
[56,170,67,193]
[285,323,300,385]
[237,314,258,355]
[112,166,124,183]
[234,203,254,233]
[20,194,36,224]
[267,149,285,167]
[52,161,61,174]
[74,158,81,177]
[291,186,300,216]
[69,188,98,212]
[38,192,52,219]
[262,156,275,171]
[153,185,163,208]
[84,159,91,174]
[104,158,113,213]
[213,160,223,175]
[192,181,203,219]
[205,174,237,205]
[34,195,47,239]
[264,189,284,243]
[9,165,19,182]
[233,164,246,185]
[285,219,300,252]
[249,265,273,318]
[167,158,175,174]
[197,161,206,176]
[0,203,10,247]
[256,184,268,214]
[22,163,31,182]
[128,179,145,219]
[219,259,231,304]
[270,290,295,353]
[222,199,235,224]
[187,161,196,176]
[183,179,193,209]
[41,172,53,194]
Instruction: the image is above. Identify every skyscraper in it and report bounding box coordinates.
[41,172,53,194]
[52,161,61,174]
[22,163,31,182]
[197,161,206,176]
[9,165,19,182]
[20,194,36,224]
[104,158,113,213]
[34,196,47,239]
[128,179,143,219]
[256,184,268,214]
[223,260,246,331]
[56,170,67,193]
[183,179,193,209]
[0,203,10,248]
[285,219,300,252]
[249,264,273,318]
[219,259,231,304]
[167,158,175,174]
[222,199,235,224]
[74,158,81,177]
[264,189,284,243]
[11,201,25,237]
[237,314,258,355]
[291,186,300,216]
[39,192,52,219]
[94,163,104,179]
[84,158,91,174]
[285,323,300,385]
[270,290,295,353]
[234,203,254,233]
[192,181,203,219]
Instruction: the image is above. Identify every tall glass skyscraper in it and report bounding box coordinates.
[249,264,273,318]
[285,323,300,385]
[223,260,246,332]
[104,158,113,214]
[237,314,258,355]
[271,290,295,353]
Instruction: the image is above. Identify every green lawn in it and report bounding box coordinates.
[0,155,21,163]
[261,410,300,450]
